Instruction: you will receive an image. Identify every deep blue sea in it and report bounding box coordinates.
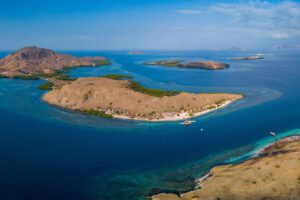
[0,50,299,200]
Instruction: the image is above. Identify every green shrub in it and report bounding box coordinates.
[0,74,9,78]
[149,111,156,116]
[128,81,180,97]
[38,81,54,90]
[54,74,77,81]
[12,75,40,80]
[103,74,133,80]
[215,99,225,105]
[35,72,62,78]
[92,59,111,66]
[85,109,113,119]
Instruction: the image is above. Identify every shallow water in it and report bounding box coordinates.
[0,49,299,200]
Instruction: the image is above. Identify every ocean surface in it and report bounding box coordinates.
[0,49,299,200]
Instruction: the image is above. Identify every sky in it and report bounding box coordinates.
[0,0,300,50]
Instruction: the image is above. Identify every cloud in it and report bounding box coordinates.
[176,9,203,15]
[271,32,289,39]
[176,1,300,42]
[210,1,300,30]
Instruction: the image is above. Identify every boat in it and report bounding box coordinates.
[180,120,195,126]
[269,131,277,136]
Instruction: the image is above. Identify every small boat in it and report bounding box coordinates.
[181,120,195,126]
[200,128,204,132]
[269,131,277,136]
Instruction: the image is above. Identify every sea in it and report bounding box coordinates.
[0,49,299,200]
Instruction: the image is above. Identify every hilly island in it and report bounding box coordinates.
[43,76,242,121]
[0,46,110,78]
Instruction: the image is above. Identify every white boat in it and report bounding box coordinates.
[180,120,195,126]
[269,131,277,136]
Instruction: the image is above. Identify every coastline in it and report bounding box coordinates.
[194,134,300,188]
[103,97,242,122]
[152,134,300,200]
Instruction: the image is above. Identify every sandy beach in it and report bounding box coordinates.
[110,98,240,122]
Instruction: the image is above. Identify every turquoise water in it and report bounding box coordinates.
[0,50,299,200]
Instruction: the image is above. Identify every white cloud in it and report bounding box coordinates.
[271,32,289,39]
[210,1,300,30]
[176,9,203,15]
[176,1,300,42]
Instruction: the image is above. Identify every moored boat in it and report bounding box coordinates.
[269,131,277,136]
[180,120,195,126]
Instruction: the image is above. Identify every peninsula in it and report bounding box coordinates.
[0,46,110,77]
[152,135,300,200]
[144,60,229,70]
[43,76,242,121]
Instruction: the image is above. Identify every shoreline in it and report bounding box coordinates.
[106,97,242,122]
[152,133,300,200]
[194,134,300,188]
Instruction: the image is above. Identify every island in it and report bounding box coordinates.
[231,55,264,60]
[128,51,145,55]
[152,135,300,200]
[230,47,244,51]
[0,46,110,78]
[42,76,242,121]
[144,60,229,70]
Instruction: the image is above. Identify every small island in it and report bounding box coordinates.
[231,55,264,60]
[0,46,110,78]
[144,60,230,70]
[128,51,145,55]
[42,76,242,121]
[152,135,300,200]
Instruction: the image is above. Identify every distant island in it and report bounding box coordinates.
[231,55,264,60]
[43,75,242,121]
[128,51,145,55]
[144,60,230,70]
[0,46,110,78]
[230,47,244,51]
[152,135,300,200]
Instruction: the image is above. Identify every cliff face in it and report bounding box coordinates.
[0,46,109,76]
[152,136,300,200]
